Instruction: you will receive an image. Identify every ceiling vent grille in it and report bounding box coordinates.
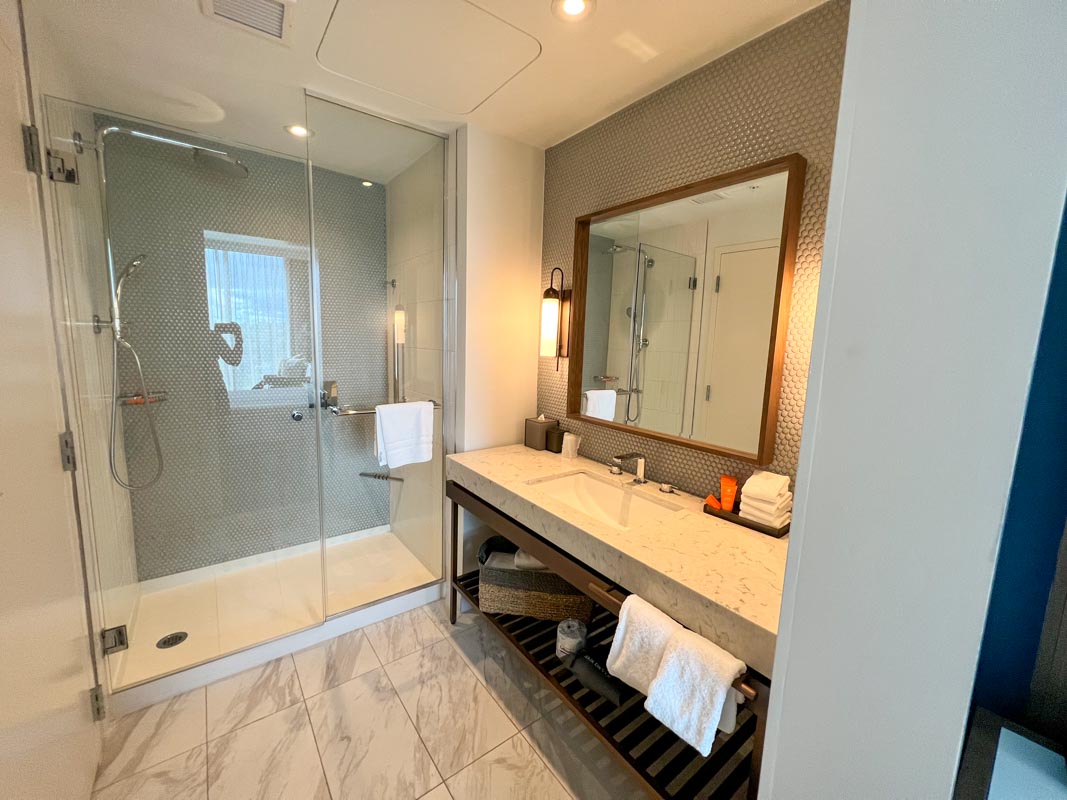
[203,0,292,43]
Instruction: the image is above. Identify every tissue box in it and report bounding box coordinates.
[524,417,558,450]
[479,553,592,621]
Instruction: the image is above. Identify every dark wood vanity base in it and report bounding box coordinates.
[447,479,771,799]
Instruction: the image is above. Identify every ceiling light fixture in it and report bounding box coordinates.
[284,124,312,138]
[362,180,374,187]
[551,0,595,22]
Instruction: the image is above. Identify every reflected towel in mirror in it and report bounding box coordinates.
[583,389,617,421]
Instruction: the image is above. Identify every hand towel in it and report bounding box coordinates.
[583,389,617,421]
[742,470,791,502]
[375,401,434,469]
[514,549,547,570]
[644,628,746,756]
[739,503,791,528]
[717,688,744,735]
[606,595,681,695]
[740,491,793,516]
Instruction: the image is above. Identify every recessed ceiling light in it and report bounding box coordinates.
[284,124,312,138]
[362,180,374,187]
[551,0,595,22]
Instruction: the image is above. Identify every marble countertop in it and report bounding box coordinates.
[446,445,789,677]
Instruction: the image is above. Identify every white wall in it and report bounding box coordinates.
[0,1,99,797]
[762,3,1067,798]
[456,124,543,452]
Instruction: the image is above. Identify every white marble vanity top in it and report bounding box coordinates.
[446,445,788,677]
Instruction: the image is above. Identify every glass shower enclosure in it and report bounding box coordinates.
[44,94,448,690]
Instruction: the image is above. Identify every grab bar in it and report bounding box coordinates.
[331,400,442,416]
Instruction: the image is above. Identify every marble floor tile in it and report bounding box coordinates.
[424,597,482,639]
[207,704,329,800]
[364,606,444,664]
[522,703,648,800]
[418,784,454,799]
[306,667,441,799]
[450,626,544,729]
[385,638,517,778]
[95,689,206,790]
[92,745,206,800]
[446,735,571,800]
[292,629,381,697]
[206,656,302,740]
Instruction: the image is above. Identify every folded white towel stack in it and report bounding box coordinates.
[606,595,681,695]
[513,549,547,571]
[374,401,434,469]
[740,471,792,528]
[583,389,617,421]
[644,628,747,756]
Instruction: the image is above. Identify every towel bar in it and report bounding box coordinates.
[330,400,442,416]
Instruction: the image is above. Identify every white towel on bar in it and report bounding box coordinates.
[644,628,747,757]
[742,470,791,502]
[606,595,681,695]
[583,389,617,421]
[374,401,434,469]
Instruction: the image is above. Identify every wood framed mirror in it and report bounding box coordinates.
[566,154,806,464]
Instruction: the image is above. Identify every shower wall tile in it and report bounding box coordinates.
[537,0,849,495]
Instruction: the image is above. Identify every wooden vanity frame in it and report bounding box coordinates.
[566,154,807,465]
[446,480,771,799]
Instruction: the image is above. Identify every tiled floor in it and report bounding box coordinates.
[115,531,437,688]
[94,599,649,799]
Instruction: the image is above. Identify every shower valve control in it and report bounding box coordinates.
[290,410,304,422]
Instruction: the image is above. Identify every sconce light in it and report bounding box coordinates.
[539,267,571,371]
[393,305,407,345]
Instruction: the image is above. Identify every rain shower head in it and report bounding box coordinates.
[605,244,636,254]
[193,148,250,179]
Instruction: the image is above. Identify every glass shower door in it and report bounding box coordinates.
[306,96,445,616]
[46,97,325,688]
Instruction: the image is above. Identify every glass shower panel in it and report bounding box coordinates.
[45,98,325,689]
[306,96,445,615]
[629,243,697,435]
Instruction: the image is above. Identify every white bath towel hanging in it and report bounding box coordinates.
[374,401,434,469]
[606,595,681,695]
[644,628,747,757]
[582,389,617,421]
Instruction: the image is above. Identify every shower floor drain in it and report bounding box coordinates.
[156,632,188,649]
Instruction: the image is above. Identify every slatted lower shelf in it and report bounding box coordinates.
[454,569,753,800]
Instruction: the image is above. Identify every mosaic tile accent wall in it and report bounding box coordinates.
[538,0,849,497]
[103,121,390,578]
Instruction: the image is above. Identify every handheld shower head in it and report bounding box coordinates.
[113,254,147,340]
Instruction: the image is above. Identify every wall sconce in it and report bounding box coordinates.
[393,304,407,345]
[539,267,571,371]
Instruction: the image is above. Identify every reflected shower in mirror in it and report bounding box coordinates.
[570,155,806,463]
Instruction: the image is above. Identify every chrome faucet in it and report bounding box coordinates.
[611,452,647,485]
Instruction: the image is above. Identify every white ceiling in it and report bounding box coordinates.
[26,0,822,178]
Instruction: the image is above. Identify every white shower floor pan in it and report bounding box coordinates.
[110,527,437,689]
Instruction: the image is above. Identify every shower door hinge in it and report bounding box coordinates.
[46,147,79,184]
[101,625,128,656]
[688,276,698,290]
[89,684,106,722]
[21,124,41,174]
[714,275,721,293]
[58,430,77,472]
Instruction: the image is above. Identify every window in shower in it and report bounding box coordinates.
[204,231,309,407]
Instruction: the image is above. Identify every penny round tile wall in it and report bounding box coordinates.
[537,0,849,497]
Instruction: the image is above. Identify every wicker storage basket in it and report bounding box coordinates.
[479,552,593,622]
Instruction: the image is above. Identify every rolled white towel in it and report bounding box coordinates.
[742,470,790,502]
[606,596,681,695]
[740,491,792,516]
[644,628,746,756]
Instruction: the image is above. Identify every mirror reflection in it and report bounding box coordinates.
[575,160,802,461]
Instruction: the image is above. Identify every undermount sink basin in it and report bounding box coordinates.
[526,470,682,530]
